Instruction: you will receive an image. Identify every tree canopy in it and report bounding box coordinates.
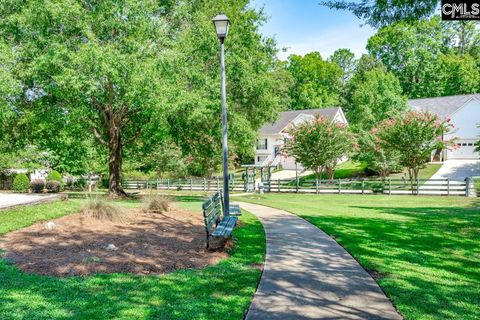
[286,52,341,110]
[321,0,439,28]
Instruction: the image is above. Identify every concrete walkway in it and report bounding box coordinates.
[430,160,480,180]
[238,202,402,320]
[0,193,61,210]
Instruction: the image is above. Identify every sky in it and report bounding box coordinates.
[249,0,376,60]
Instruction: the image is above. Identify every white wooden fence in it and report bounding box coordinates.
[123,177,472,196]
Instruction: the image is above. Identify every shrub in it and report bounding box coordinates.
[46,180,61,193]
[73,178,87,190]
[142,194,171,213]
[30,180,45,193]
[82,198,133,223]
[12,174,29,192]
[47,170,63,187]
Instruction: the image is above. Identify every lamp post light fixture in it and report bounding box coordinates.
[212,14,231,216]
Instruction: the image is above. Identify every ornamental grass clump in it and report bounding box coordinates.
[82,198,133,223]
[142,194,171,213]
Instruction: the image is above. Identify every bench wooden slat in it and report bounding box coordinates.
[212,216,237,237]
[202,192,239,248]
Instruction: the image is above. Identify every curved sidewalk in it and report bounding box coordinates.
[238,202,402,320]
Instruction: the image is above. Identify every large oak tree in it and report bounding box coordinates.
[1,0,169,195]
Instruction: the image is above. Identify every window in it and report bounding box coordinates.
[257,138,268,150]
[468,143,473,146]
[257,155,268,163]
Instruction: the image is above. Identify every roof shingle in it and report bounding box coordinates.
[409,94,480,119]
[259,107,340,135]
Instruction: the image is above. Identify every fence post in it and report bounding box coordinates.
[361,179,365,194]
[466,177,471,197]
[338,179,341,194]
[156,179,160,190]
[167,179,170,190]
[416,179,420,195]
[388,178,392,195]
[296,177,299,193]
[447,178,450,196]
[316,178,319,194]
[278,179,280,193]
[203,178,207,192]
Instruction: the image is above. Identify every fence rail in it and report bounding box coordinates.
[122,178,246,192]
[122,177,472,197]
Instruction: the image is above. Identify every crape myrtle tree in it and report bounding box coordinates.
[283,116,356,181]
[0,0,169,196]
[374,111,454,191]
[357,132,401,180]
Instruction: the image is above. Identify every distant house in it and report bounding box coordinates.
[255,107,348,170]
[409,94,480,160]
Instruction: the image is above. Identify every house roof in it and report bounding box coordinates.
[409,94,480,119]
[259,107,341,135]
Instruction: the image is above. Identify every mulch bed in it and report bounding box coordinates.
[0,205,229,277]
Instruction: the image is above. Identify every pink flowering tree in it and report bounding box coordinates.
[283,116,356,180]
[375,111,454,185]
[358,131,402,180]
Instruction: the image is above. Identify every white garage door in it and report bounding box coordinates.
[448,140,479,159]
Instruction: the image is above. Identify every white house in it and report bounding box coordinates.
[409,94,480,160]
[255,107,348,170]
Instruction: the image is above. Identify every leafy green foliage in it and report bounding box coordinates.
[12,174,29,193]
[367,16,480,98]
[344,64,408,131]
[357,132,401,179]
[284,116,355,179]
[329,48,357,86]
[321,0,439,28]
[240,193,480,320]
[287,52,341,110]
[165,0,292,177]
[46,170,62,185]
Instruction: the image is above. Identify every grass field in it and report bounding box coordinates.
[236,193,480,320]
[0,197,265,320]
[389,163,443,180]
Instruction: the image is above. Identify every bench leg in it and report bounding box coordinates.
[206,233,210,249]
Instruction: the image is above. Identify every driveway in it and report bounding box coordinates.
[0,193,60,210]
[430,160,480,180]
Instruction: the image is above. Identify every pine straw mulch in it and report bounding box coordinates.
[0,205,230,277]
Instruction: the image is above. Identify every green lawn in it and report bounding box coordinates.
[389,163,442,180]
[236,193,480,320]
[299,161,368,181]
[0,197,265,320]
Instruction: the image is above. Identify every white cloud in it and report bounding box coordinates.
[276,24,376,60]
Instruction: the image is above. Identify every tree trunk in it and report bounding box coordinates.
[108,124,127,197]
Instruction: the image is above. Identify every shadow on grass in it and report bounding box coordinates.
[300,205,480,320]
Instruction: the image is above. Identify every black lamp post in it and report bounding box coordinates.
[212,14,231,215]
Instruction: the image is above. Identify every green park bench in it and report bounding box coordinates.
[202,192,241,248]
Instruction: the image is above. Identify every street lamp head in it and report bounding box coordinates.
[212,14,230,41]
